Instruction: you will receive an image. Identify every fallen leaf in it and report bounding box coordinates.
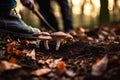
[22,49,30,54]
[65,69,76,77]
[98,34,105,40]
[29,41,37,45]
[45,59,54,64]
[0,61,21,72]
[90,58,101,67]
[56,61,66,74]
[95,58,101,63]
[6,44,15,53]
[6,42,16,46]
[76,34,87,39]
[49,58,62,68]
[91,54,108,76]
[9,56,17,63]
[20,40,29,47]
[38,60,45,65]
[13,49,23,56]
[26,49,36,60]
[31,68,51,76]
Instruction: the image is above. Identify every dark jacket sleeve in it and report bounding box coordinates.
[0,0,16,10]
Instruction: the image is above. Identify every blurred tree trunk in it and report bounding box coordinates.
[113,0,120,21]
[99,0,110,25]
[80,0,86,26]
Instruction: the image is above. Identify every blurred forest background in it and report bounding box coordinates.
[16,0,120,30]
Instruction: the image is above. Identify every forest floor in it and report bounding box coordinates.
[0,21,120,80]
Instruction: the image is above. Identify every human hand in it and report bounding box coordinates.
[20,0,35,10]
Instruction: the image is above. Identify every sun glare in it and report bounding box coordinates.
[72,0,81,5]
[72,0,100,16]
[108,0,114,11]
[117,0,120,7]
[83,2,93,16]
[72,0,81,15]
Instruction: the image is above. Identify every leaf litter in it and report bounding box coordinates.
[0,22,120,80]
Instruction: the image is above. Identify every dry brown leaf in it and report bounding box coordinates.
[9,56,17,63]
[7,43,23,56]
[20,40,29,47]
[90,58,101,67]
[91,54,108,76]
[49,58,62,68]
[45,59,54,64]
[6,42,16,46]
[26,49,36,60]
[31,68,51,76]
[95,58,101,63]
[75,27,85,33]
[65,69,76,77]
[0,61,21,72]
[6,45,15,53]
[56,61,66,74]
[38,60,45,65]
[76,34,87,39]
[22,49,30,54]
[13,49,23,56]
[29,41,37,45]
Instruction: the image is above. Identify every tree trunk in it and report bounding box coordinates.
[99,0,110,25]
